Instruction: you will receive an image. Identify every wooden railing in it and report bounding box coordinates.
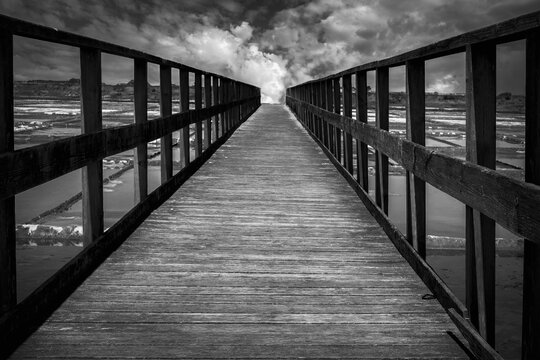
[0,14,260,357]
[287,11,540,360]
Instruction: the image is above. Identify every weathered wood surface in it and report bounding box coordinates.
[10,105,467,359]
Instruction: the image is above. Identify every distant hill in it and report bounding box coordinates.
[14,79,524,113]
[14,79,187,102]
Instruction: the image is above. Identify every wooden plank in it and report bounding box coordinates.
[194,73,203,157]
[285,97,540,245]
[448,309,503,360]
[213,76,219,140]
[405,60,426,258]
[333,77,341,161]
[159,65,173,182]
[134,58,148,203]
[0,31,15,315]
[9,105,466,360]
[523,29,540,360]
[0,102,259,360]
[465,42,496,345]
[342,74,353,173]
[375,67,389,214]
[179,69,190,167]
[80,47,104,246]
[204,74,212,149]
[355,70,369,190]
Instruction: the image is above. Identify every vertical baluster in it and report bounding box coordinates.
[375,67,389,214]
[333,77,342,162]
[80,47,104,246]
[326,79,334,155]
[465,42,496,345]
[160,65,172,182]
[0,31,15,314]
[205,74,212,148]
[522,29,540,360]
[213,76,219,140]
[134,58,147,203]
[343,74,353,173]
[405,60,426,258]
[320,81,327,148]
[194,72,203,157]
[355,71,369,190]
[179,68,190,167]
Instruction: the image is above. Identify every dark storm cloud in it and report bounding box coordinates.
[0,0,538,101]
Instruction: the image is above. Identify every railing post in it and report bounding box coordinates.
[343,74,353,173]
[523,28,540,360]
[134,58,148,203]
[326,79,334,154]
[213,76,219,140]
[333,77,342,162]
[405,60,426,258]
[179,68,190,167]
[320,81,328,148]
[0,30,16,314]
[204,74,212,148]
[355,70,369,190]
[80,47,104,246]
[375,67,389,214]
[160,65,172,183]
[194,72,203,157]
[465,42,496,345]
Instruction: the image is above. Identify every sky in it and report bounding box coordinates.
[1,0,539,103]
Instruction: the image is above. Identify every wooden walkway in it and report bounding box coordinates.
[10,104,468,359]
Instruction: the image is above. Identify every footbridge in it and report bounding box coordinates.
[1,11,540,360]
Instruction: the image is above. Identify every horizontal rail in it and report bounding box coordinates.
[287,97,540,245]
[0,14,245,81]
[287,10,540,360]
[0,97,257,200]
[298,10,540,83]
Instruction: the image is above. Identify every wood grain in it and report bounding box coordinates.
[80,47,104,245]
[9,105,466,360]
[0,31,15,315]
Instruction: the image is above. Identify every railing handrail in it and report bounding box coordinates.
[292,10,540,86]
[286,10,540,360]
[0,13,253,86]
[0,13,261,359]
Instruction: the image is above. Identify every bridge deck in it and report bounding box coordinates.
[11,104,468,359]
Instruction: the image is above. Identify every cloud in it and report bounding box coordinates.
[1,0,538,101]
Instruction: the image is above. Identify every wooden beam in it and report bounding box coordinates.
[333,77,341,161]
[0,31,15,315]
[194,73,203,157]
[204,74,212,149]
[213,76,219,140]
[326,79,334,154]
[375,67,389,214]
[160,65,172,183]
[465,42,496,345]
[320,81,328,148]
[80,47,104,246]
[134,58,148,203]
[343,74,353,174]
[405,60,426,258]
[523,29,540,360]
[355,71,369,191]
[179,69,190,167]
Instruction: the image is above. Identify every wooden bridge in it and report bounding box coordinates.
[1,11,540,360]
